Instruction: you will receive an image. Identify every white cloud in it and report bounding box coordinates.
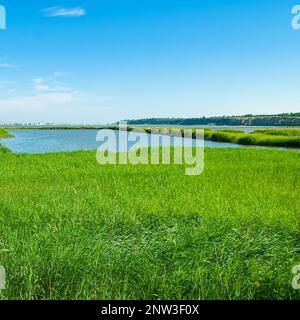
[0,73,112,119]
[34,78,50,91]
[34,74,68,91]
[42,6,86,17]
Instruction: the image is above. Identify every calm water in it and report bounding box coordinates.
[2,129,248,154]
[2,129,296,154]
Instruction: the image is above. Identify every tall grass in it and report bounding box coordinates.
[0,147,299,300]
[238,133,300,148]
[186,128,300,149]
[254,129,300,137]
[125,127,300,148]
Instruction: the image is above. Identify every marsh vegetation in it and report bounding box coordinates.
[0,128,299,299]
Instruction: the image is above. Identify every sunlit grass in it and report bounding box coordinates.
[0,146,299,300]
[125,127,300,148]
[203,129,300,148]
[0,129,13,139]
[0,129,13,154]
[254,129,300,137]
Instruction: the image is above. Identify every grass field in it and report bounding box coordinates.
[0,133,300,299]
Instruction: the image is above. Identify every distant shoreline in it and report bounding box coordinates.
[2,125,300,130]
[124,113,300,127]
[3,126,300,150]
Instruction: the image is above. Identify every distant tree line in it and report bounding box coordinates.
[123,113,300,126]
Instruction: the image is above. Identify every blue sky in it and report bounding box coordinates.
[0,0,300,124]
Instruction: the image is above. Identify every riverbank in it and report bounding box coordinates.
[0,128,13,139]
[204,128,300,148]
[0,129,13,154]
[127,127,300,149]
[3,127,300,154]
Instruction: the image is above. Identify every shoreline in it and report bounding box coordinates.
[3,127,300,154]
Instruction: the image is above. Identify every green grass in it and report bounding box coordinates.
[0,145,11,155]
[0,146,299,300]
[0,129,13,155]
[205,130,300,148]
[126,127,300,148]
[0,129,13,139]
[253,129,300,137]
[202,129,300,148]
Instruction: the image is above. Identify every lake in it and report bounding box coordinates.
[2,129,252,154]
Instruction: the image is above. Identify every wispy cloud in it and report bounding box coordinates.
[53,71,66,77]
[0,72,111,115]
[0,57,17,69]
[33,76,72,92]
[0,93,74,109]
[34,78,44,84]
[0,79,15,89]
[34,78,49,91]
[42,6,86,17]
[0,63,16,68]
[0,91,111,109]
[35,84,50,91]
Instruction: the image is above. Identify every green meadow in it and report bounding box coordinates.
[0,129,300,300]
